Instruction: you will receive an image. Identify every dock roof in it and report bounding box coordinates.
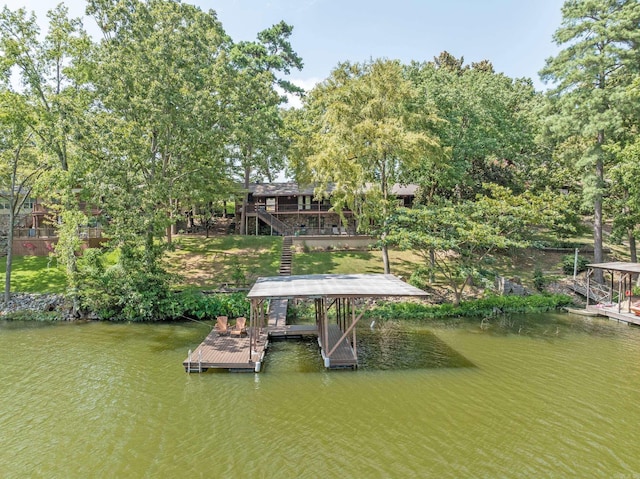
[247,274,428,300]
[587,262,640,274]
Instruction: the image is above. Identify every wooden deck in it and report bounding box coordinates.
[320,323,358,369]
[585,305,640,326]
[184,297,359,372]
[183,329,269,372]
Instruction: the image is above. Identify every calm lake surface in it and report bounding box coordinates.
[2,313,640,478]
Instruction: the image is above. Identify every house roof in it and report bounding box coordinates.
[247,273,428,300]
[390,184,418,196]
[248,182,324,197]
[248,182,418,197]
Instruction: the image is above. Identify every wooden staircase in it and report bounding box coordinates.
[279,236,293,276]
[256,209,293,236]
[569,279,611,304]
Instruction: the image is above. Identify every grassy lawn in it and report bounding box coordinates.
[165,235,282,289]
[3,231,617,295]
[293,248,425,279]
[0,256,67,293]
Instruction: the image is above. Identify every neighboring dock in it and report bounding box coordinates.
[583,305,640,326]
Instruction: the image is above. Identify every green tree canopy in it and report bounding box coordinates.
[290,58,446,273]
[407,53,541,202]
[387,186,572,304]
[540,0,640,278]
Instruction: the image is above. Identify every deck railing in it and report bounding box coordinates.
[13,227,104,239]
[246,203,334,214]
[293,226,354,236]
[571,279,611,304]
[255,210,294,236]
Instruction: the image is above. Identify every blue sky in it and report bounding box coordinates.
[8,0,565,93]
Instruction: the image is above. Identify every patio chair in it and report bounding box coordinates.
[214,316,229,335]
[230,317,247,337]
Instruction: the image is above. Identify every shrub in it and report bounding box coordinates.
[408,266,432,290]
[562,254,589,275]
[533,268,546,291]
[365,294,574,321]
[177,290,249,320]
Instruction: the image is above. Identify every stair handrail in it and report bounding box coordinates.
[256,209,293,235]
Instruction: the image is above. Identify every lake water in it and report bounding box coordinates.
[2,313,640,478]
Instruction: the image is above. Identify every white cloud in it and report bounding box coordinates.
[279,77,321,109]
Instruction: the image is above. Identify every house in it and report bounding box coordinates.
[2,194,105,256]
[0,195,35,230]
[237,182,418,236]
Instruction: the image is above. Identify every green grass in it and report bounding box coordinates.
[165,235,282,289]
[0,256,67,293]
[293,249,424,279]
[1,226,613,296]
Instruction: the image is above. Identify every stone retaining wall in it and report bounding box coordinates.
[293,235,375,251]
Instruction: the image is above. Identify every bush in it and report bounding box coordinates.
[533,267,546,291]
[408,266,432,290]
[562,254,589,275]
[177,290,249,320]
[77,247,180,321]
[366,294,574,321]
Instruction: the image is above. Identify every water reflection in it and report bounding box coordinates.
[3,313,640,477]
[263,323,475,372]
[358,323,475,370]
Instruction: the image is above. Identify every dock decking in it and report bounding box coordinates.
[183,298,356,372]
[585,305,640,326]
[183,328,268,373]
[320,323,357,368]
[185,268,428,373]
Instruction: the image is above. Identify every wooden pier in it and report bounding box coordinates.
[183,328,268,373]
[584,305,640,326]
[184,274,428,373]
[578,262,640,328]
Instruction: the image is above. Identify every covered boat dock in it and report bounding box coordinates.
[582,262,640,326]
[184,273,428,372]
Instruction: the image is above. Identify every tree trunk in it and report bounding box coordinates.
[429,249,435,283]
[4,208,14,304]
[167,199,175,245]
[381,240,390,275]
[380,159,391,274]
[593,131,605,283]
[240,164,251,235]
[452,285,462,306]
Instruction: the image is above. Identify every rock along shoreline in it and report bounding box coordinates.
[0,293,72,320]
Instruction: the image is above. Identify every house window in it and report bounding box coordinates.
[297,196,312,210]
[266,198,276,212]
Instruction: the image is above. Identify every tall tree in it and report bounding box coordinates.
[540,0,640,281]
[69,0,235,319]
[0,4,93,312]
[292,59,445,273]
[407,53,541,202]
[0,91,46,302]
[229,21,303,235]
[85,0,231,250]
